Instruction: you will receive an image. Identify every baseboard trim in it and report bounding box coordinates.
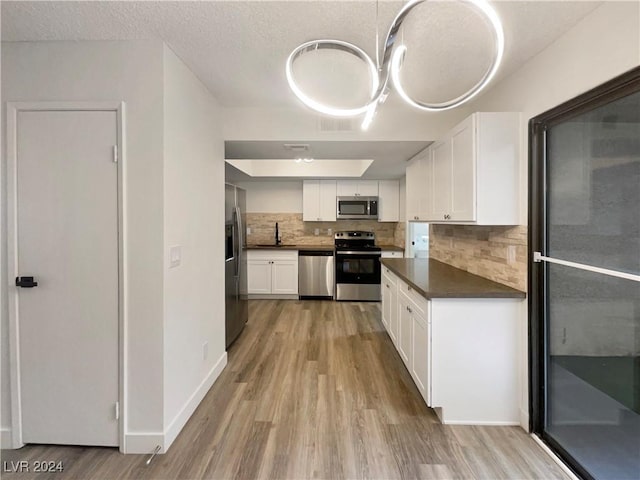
[1,427,14,449]
[440,420,521,426]
[530,434,581,480]
[519,408,529,431]
[122,431,164,454]
[163,352,228,452]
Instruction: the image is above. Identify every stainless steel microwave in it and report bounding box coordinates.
[336,196,378,220]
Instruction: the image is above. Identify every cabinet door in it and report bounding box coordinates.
[271,260,299,294]
[411,307,431,406]
[336,180,358,197]
[421,149,434,220]
[247,260,272,294]
[381,277,391,331]
[318,180,337,221]
[378,180,399,222]
[405,155,422,221]
[450,116,476,221]
[302,180,320,221]
[397,293,412,367]
[389,282,399,345]
[357,180,379,196]
[431,139,452,221]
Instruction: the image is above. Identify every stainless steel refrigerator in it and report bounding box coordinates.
[225,184,248,348]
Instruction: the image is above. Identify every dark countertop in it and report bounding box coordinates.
[381,258,526,299]
[246,244,334,251]
[378,245,404,252]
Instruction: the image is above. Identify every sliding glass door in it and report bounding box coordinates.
[530,68,640,480]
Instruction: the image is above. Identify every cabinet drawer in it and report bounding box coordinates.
[382,266,397,280]
[382,272,396,291]
[381,251,403,258]
[398,279,428,314]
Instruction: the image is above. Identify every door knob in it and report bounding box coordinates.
[16,276,38,288]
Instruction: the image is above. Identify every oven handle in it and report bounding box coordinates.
[336,250,382,256]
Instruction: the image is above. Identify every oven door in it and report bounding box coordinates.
[335,250,381,301]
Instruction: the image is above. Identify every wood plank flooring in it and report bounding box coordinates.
[2,300,569,479]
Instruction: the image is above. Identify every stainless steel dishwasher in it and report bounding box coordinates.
[298,250,334,299]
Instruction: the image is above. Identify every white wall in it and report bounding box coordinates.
[237,181,304,213]
[162,45,226,449]
[465,0,640,430]
[223,105,471,142]
[1,40,166,451]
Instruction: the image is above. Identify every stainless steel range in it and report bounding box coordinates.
[334,231,381,301]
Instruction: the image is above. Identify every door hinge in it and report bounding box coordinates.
[115,401,120,420]
[112,145,118,163]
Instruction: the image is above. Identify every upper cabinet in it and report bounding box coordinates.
[336,180,379,197]
[378,180,400,222]
[407,112,520,225]
[302,180,337,221]
[406,146,433,222]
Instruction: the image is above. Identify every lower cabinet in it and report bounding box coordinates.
[382,268,398,345]
[247,250,298,297]
[380,268,520,425]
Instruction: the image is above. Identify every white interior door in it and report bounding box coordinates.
[15,109,119,446]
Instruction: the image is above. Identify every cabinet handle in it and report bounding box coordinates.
[386,284,390,288]
[407,286,412,291]
[407,306,412,313]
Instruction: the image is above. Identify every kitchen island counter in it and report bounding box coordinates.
[381,258,525,299]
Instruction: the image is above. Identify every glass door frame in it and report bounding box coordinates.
[529,66,640,480]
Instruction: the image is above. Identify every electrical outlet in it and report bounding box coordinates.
[202,341,208,361]
[507,245,516,264]
[246,227,251,235]
[327,228,332,235]
[314,228,320,236]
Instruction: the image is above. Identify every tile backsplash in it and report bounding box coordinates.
[245,213,403,247]
[429,224,527,292]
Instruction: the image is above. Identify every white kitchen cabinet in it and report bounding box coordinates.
[411,307,431,405]
[381,250,403,258]
[380,267,520,424]
[408,112,520,225]
[406,146,433,221]
[302,180,337,221]
[397,291,412,366]
[247,250,298,297]
[381,267,398,345]
[336,180,378,197]
[271,259,298,294]
[377,180,399,222]
[247,259,272,294]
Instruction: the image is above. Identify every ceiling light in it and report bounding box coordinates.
[286,0,504,127]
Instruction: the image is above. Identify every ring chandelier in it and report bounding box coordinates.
[285,0,504,130]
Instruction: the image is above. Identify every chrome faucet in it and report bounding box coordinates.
[275,222,281,245]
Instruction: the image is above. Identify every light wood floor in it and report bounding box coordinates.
[2,300,569,480]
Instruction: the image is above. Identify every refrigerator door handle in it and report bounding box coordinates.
[235,206,243,277]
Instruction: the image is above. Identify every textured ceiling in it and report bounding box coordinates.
[2,1,603,108]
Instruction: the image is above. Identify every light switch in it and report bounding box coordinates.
[246,227,251,235]
[169,245,182,268]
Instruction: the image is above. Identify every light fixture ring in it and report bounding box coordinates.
[285,39,380,117]
[389,0,505,111]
